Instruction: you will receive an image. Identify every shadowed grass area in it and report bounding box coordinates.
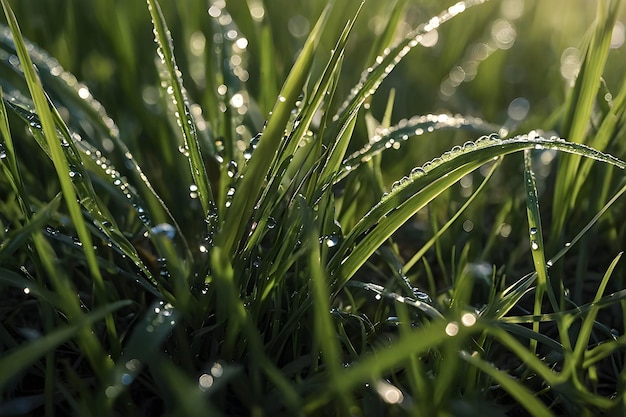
[1,0,626,416]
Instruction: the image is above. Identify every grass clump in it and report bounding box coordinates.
[1,0,626,416]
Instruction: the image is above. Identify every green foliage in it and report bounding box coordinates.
[1,0,626,416]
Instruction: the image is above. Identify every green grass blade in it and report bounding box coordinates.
[524,149,555,352]
[551,0,622,236]
[460,351,555,417]
[330,1,489,140]
[571,75,626,204]
[339,113,498,182]
[0,0,106,293]
[147,0,214,214]
[0,86,31,217]
[330,134,625,288]
[567,252,622,375]
[402,156,500,273]
[218,3,332,254]
[298,196,346,408]
[102,300,180,401]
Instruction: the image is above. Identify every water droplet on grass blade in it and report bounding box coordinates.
[445,321,459,336]
[226,160,238,177]
[531,240,539,250]
[151,223,176,239]
[324,233,340,248]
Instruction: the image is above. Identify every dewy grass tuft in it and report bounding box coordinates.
[0,0,625,415]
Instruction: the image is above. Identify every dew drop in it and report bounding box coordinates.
[410,167,426,177]
[530,240,539,250]
[151,223,176,239]
[445,321,459,336]
[226,160,238,178]
[529,227,538,235]
[461,312,477,327]
[324,233,340,248]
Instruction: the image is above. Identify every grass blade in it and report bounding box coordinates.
[551,0,623,236]
[330,134,625,288]
[147,0,214,214]
[460,351,554,417]
[0,0,106,298]
[218,3,333,254]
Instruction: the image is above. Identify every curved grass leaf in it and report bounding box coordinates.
[403,156,500,273]
[460,350,555,417]
[330,134,625,289]
[0,27,194,279]
[147,0,214,214]
[329,1,489,141]
[338,113,498,181]
[346,281,444,319]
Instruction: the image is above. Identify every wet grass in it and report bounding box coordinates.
[1,0,626,416]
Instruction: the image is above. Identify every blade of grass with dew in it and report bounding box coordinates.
[459,351,554,417]
[0,25,163,283]
[551,0,622,237]
[279,2,363,169]
[0,299,131,392]
[328,1,489,146]
[346,281,444,319]
[147,0,214,214]
[338,114,498,182]
[101,299,180,402]
[4,89,159,288]
[217,3,332,254]
[402,157,501,273]
[571,75,626,205]
[524,149,557,354]
[330,134,626,288]
[0,0,103,283]
[0,86,31,217]
[0,0,125,352]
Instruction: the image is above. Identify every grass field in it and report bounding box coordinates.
[1,0,626,415]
